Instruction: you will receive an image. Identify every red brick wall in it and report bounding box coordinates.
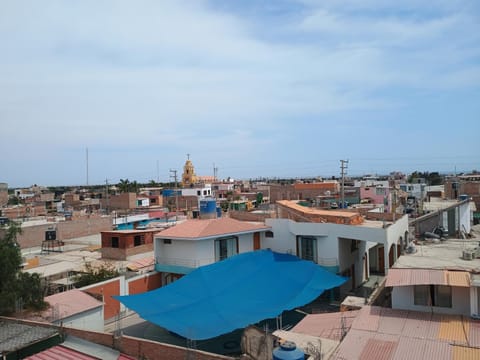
[128,273,162,295]
[84,278,121,320]
[119,335,233,360]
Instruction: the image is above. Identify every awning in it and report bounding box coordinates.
[386,268,470,287]
[114,250,347,340]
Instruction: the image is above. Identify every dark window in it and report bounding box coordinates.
[151,198,156,204]
[197,190,201,196]
[214,237,238,261]
[163,239,172,244]
[111,237,119,248]
[134,235,144,246]
[297,236,317,263]
[414,285,452,308]
[265,231,274,238]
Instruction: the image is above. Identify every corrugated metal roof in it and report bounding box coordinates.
[386,269,470,287]
[377,308,408,335]
[438,315,469,345]
[468,320,480,347]
[25,345,99,360]
[291,310,359,341]
[392,337,427,360]
[351,306,381,332]
[452,345,480,360]
[424,339,452,360]
[359,339,397,360]
[332,329,372,359]
[332,306,478,359]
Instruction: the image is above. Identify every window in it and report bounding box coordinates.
[111,237,119,248]
[151,198,156,204]
[414,285,452,308]
[197,190,201,196]
[265,231,274,238]
[134,235,145,247]
[376,187,386,196]
[163,239,172,244]
[215,237,238,261]
[297,236,317,263]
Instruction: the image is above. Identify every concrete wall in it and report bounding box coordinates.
[155,232,259,268]
[54,306,104,332]
[391,285,471,316]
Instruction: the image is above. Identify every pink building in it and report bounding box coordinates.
[359,185,392,212]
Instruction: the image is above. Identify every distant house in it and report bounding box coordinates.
[39,289,104,331]
[154,217,270,284]
[101,229,157,260]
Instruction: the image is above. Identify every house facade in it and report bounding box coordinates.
[154,217,270,284]
[101,229,157,260]
[263,201,409,293]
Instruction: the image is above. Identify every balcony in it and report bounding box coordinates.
[155,256,215,274]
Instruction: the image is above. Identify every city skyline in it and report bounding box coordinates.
[1,1,479,187]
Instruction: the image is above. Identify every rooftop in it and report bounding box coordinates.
[394,239,480,272]
[331,306,480,359]
[41,289,103,321]
[155,217,270,239]
[0,320,58,354]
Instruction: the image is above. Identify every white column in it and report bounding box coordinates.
[384,245,390,275]
[470,286,478,317]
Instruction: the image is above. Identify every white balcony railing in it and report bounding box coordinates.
[156,257,216,269]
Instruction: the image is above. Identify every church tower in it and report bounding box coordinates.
[181,154,197,187]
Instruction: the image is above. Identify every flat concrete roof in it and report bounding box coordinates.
[394,238,480,272]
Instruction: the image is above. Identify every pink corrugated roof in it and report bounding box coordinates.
[359,338,397,360]
[43,289,102,320]
[127,256,154,271]
[156,217,270,239]
[332,306,475,359]
[25,345,98,360]
[386,269,470,287]
[291,310,359,341]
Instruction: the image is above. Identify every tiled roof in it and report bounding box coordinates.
[0,321,58,353]
[155,217,270,239]
[43,289,102,320]
[386,268,471,287]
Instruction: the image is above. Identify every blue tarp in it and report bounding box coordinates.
[114,250,347,340]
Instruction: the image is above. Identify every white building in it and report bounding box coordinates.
[40,289,104,331]
[264,201,409,293]
[154,217,270,283]
[387,238,480,317]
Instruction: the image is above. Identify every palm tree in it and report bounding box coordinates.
[118,179,131,193]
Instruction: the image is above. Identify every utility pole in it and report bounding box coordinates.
[105,178,109,214]
[213,163,218,182]
[170,169,178,219]
[340,160,349,209]
[86,147,89,186]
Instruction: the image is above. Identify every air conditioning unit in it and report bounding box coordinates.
[462,250,474,261]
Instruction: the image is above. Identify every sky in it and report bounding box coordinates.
[1,0,479,187]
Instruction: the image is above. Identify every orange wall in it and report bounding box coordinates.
[85,279,121,320]
[128,273,162,295]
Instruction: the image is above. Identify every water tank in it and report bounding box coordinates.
[199,198,217,219]
[216,206,222,218]
[273,341,305,360]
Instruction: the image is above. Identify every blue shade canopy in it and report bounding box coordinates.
[114,250,347,340]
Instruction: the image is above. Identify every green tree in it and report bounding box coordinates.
[0,222,47,315]
[118,178,131,193]
[74,262,119,288]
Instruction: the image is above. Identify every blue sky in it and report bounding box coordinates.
[1,0,479,187]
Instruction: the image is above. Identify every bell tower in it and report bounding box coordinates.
[181,154,197,187]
